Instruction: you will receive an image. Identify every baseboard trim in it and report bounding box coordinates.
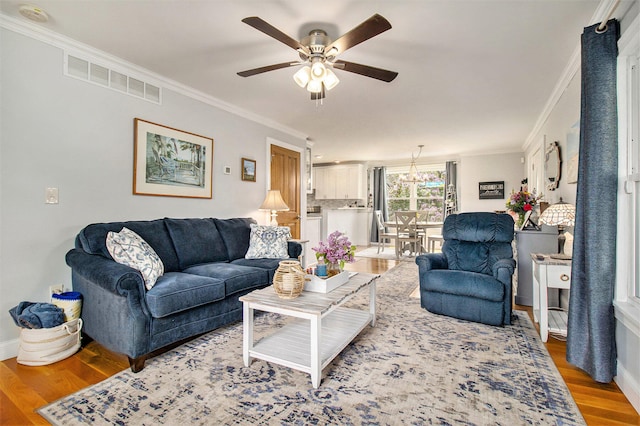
[0,338,19,361]
[616,362,640,415]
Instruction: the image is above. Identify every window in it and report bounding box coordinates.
[616,14,640,311]
[386,164,446,220]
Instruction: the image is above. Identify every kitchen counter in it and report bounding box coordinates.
[322,208,372,246]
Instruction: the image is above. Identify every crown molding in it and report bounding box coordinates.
[0,13,308,142]
[522,0,629,153]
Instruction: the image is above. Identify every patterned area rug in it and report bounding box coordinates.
[38,262,585,425]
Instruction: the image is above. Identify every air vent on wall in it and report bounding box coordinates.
[65,53,161,104]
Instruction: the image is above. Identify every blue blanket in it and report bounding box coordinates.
[9,301,65,329]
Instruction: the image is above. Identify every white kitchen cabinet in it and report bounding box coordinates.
[313,164,365,200]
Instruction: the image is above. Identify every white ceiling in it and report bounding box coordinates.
[1,0,606,164]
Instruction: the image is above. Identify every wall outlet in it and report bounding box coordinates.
[49,284,64,296]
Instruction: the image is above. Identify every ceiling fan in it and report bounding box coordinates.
[237,14,398,100]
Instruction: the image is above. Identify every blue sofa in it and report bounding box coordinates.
[65,217,302,372]
[416,212,515,326]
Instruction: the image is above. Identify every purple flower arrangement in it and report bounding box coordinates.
[312,231,356,269]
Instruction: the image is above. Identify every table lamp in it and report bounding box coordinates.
[259,190,289,226]
[538,197,575,260]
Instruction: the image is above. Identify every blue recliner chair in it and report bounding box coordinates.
[416,212,516,326]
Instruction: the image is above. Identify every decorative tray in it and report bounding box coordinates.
[304,271,353,293]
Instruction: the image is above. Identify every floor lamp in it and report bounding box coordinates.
[539,198,576,260]
[259,190,289,226]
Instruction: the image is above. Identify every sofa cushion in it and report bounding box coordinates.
[106,227,164,290]
[183,263,269,296]
[231,257,284,282]
[214,218,256,261]
[421,270,504,302]
[145,272,225,318]
[76,219,181,272]
[245,224,290,259]
[165,218,229,269]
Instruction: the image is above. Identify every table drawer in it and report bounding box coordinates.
[546,265,571,289]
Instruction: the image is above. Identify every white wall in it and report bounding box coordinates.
[0,27,306,358]
[524,72,581,206]
[458,152,525,213]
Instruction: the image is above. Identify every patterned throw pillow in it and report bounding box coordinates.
[245,224,291,259]
[106,227,164,290]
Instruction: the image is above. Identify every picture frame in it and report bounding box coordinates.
[478,181,505,199]
[566,120,579,184]
[133,118,213,198]
[241,158,256,182]
[519,210,534,231]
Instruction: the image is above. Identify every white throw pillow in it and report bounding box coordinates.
[106,227,164,290]
[245,224,291,259]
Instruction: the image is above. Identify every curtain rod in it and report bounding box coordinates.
[597,0,621,31]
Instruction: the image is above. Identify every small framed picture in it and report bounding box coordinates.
[241,158,256,182]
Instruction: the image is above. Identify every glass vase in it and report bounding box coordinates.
[327,262,342,277]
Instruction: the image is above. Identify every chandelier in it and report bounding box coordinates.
[403,145,425,184]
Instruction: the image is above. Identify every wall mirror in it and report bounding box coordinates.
[545,141,561,191]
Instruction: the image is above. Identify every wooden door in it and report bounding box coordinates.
[270,145,301,238]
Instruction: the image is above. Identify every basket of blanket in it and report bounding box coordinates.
[17,318,82,366]
[273,260,306,299]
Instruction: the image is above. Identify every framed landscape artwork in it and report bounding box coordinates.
[133,118,213,198]
[241,158,256,182]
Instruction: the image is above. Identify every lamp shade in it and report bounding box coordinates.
[259,190,290,212]
[323,69,340,90]
[539,198,575,227]
[293,66,311,88]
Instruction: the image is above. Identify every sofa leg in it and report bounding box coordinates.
[128,356,146,373]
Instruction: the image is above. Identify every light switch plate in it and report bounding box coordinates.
[224,166,231,175]
[45,187,59,204]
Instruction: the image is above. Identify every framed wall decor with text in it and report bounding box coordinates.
[241,158,256,182]
[478,181,505,199]
[133,118,213,198]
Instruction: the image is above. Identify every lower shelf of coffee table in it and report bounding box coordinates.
[249,307,372,373]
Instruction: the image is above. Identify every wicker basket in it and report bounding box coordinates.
[273,260,306,299]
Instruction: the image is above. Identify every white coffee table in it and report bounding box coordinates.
[239,272,378,388]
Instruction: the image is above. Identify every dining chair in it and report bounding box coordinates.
[374,210,396,253]
[395,211,425,258]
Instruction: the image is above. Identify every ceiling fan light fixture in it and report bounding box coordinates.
[323,69,339,90]
[293,66,311,88]
[310,61,327,81]
[306,79,323,93]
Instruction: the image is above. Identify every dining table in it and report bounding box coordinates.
[383,219,444,257]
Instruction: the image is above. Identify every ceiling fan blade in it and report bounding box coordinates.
[333,60,398,82]
[242,17,310,56]
[324,14,392,56]
[237,62,298,77]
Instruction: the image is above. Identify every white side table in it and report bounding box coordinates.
[531,254,572,342]
[290,239,309,268]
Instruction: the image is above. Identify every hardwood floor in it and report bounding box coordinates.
[1,255,638,425]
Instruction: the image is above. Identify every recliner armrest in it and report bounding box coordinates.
[416,253,448,272]
[65,249,146,297]
[492,258,516,284]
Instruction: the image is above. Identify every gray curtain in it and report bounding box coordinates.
[566,19,619,384]
[445,161,457,217]
[370,167,388,242]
